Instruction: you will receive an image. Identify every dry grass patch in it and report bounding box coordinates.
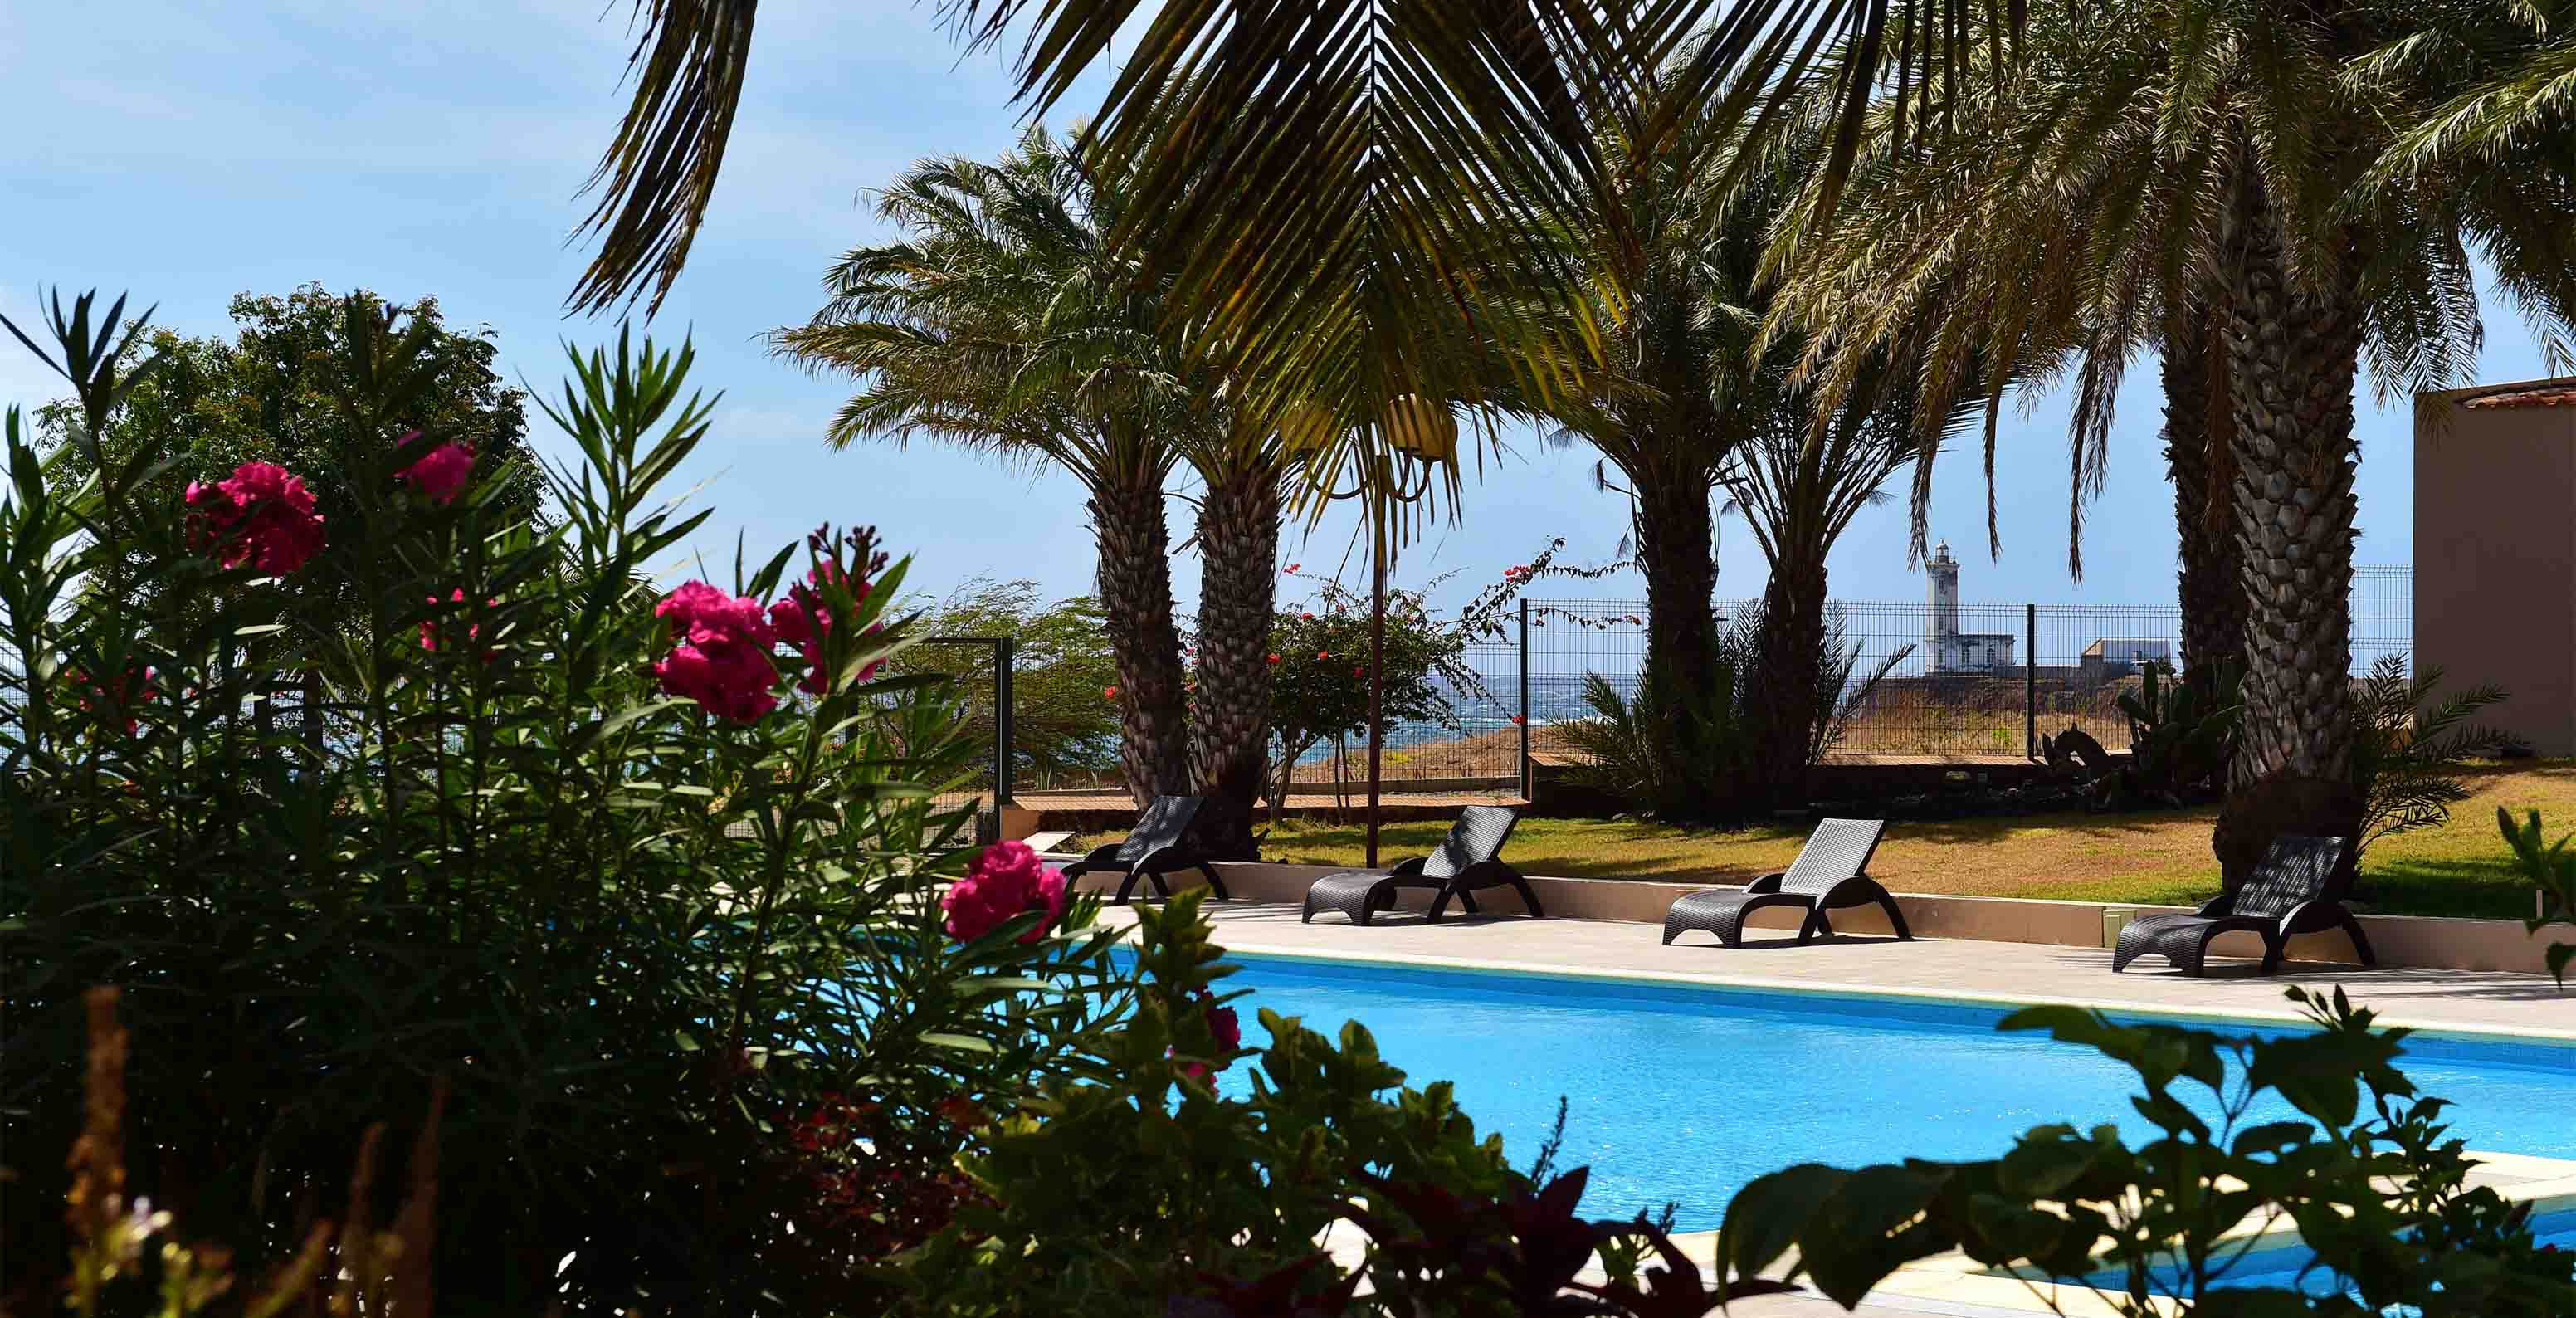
[1228,760,2576,920]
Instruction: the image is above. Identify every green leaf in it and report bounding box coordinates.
[921,1032,997,1053]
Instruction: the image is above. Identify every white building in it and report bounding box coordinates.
[1925,541,2017,672]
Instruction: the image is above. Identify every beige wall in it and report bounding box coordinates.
[2416,382,2576,755]
[1065,862,2567,975]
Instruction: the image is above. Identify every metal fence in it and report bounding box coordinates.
[2,569,2418,800]
[1515,565,2413,769]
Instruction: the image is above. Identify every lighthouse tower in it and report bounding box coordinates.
[1926,539,1960,659]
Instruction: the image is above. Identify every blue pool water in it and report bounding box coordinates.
[2077,1208,2576,1296]
[1208,953,2576,1232]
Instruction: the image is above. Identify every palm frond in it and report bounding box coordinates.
[568,0,758,317]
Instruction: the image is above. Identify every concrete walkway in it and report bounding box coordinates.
[1178,901,2576,1040]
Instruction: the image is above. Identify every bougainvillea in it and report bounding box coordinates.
[183,461,325,574]
[939,840,1068,943]
[396,434,476,505]
[652,581,779,722]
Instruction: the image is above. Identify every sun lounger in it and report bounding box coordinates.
[1661,818,1907,946]
[1061,795,1230,903]
[1301,806,1537,925]
[2111,834,2372,975]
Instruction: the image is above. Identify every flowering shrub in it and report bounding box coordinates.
[940,840,1070,943]
[1,297,1130,1313]
[652,578,784,720]
[182,459,325,573]
[395,433,476,504]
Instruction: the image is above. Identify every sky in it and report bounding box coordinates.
[4,2,2564,623]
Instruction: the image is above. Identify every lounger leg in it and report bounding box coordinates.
[1149,869,1173,900]
[1508,875,1545,919]
[1877,894,1914,941]
[1456,888,1481,915]
[2339,912,2378,967]
[1427,885,1453,922]
[2260,931,2285,975]
[1796,908,1828,945]
[1198,863,1231,901]
[1113,871,1140,905]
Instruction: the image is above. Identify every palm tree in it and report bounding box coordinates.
[1178,432,1287,858]
[1771,0,2576,867]
[772,129,1196,804]
[1527,88,1786,820]
[1722,369,1934,797]
[570,0,2005,511]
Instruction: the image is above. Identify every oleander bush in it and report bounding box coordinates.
[0,292,1132,1312]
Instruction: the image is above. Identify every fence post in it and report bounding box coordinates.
[993,637,1014,813]
[1518,598,1532,803]
[2024,603,2039,759]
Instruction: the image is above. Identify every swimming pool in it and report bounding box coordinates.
[2073,1208,2576,1296]
[1208,951,2576,1231]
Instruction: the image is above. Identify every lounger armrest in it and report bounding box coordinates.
[2277,898,2354,936]
[1129,844,1191,878]
[2193,894,2234,918]
[1061,843,1122,877]
[1744,871,1787,894]
[1388,857,1429,879]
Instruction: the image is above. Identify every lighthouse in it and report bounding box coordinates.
[1922,539,2017,671]
[1926,539,1960,653]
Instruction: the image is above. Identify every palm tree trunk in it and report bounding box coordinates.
[1633,468,1720,819]
[1091,473,1193,806]
[2211,183,2366,885]
[2164,301,2246,679]
[1751,545,1829,807]
[1188,458,1281,859]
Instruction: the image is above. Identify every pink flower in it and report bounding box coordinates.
[1266,652,1281,665]
[420,588,499,661]
[185,461,325,574]
[1178,995,1244,1082]
[1104,685,1120,701]
[941,840,1069,944]
[1300,612,1315,620]
[71,666,157,735]
[653,582,778,721]
[1316,650,1329,660]
[397,435,476,505]
[1510,715,1526,726]
[1284,563,1300,574]
[766,564,879,696]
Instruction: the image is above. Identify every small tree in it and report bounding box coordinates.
[875,579,1124,790]
[1255,584,1458,815]
[37,285,547,635]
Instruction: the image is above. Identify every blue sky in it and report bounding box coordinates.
[3,2,2560,621]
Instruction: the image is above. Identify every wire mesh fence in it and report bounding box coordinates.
[0,567,2419,794]
[1521,565,2413,769]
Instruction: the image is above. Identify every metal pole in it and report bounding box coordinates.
[1518,598,1532,803]
[2025,603,2039,759]
[994,637,1015,810]
[1366,525,1388,869]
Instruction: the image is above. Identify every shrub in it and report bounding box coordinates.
[0,295,1130,1312]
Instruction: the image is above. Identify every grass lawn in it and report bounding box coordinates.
[1214,760,2576,920]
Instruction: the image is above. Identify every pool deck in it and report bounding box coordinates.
[1164,902,2576,1316]
[1179,901,2576,1042]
